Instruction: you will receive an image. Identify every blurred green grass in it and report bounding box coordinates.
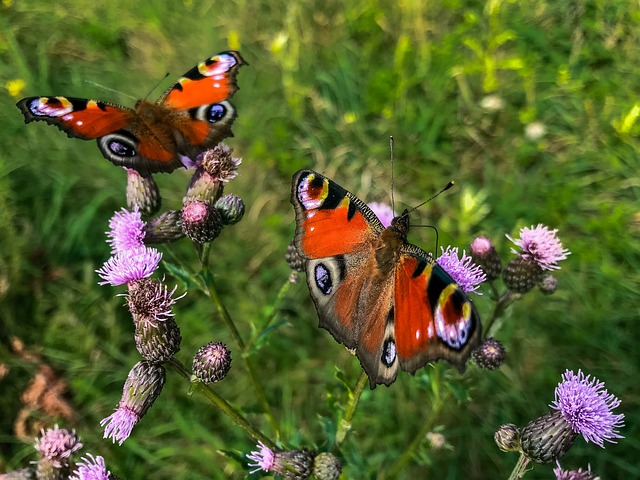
[1,0,639,478]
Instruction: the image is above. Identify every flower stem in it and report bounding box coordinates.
[485,290,516,334]
[202,266,281,438]
[335,371,368,449]
[507,453,531,480]
[386,387,451,477]
[166,357,275,449]
[245,278,294,353]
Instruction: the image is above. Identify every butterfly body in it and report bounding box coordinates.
[16,51,245,175]
[291,169,481,388]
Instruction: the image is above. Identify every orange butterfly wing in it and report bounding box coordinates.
[394,250,481,374]
[291,169,483,389]
[16,51,246,175]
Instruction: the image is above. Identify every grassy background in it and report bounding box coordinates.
[1,0,639,478]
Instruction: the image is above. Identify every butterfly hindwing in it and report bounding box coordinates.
[394,247,481,374]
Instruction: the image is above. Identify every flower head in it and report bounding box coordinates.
[472,337,506,370]
[34,425,83,468]
[127,278,183,327]
[197,144,242,184]
[247,442,275,474]
[494,423,521,453]
[181,200,223,243]
[436,246,486,294]
[246,442,315,478]
[506,224,570,271]
[469,235,502,281]
[215,193,245,225]
[96,246,162,286]
[551,369,625,447]
[106,208,145,254]
[192,342,232,383]
[368,202,395,228]
[101,361,166,445]
[70,454,112,480]
[554,461,600,480]
[312,452,342,480]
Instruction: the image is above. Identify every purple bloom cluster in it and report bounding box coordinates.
[70,454,111,480]
[507,224,570,271]
[551,369,625,447]
[437,246,486,294]
[34,425,83,468]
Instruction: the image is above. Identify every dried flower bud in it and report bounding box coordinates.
[286,240,305,272]
[193,342,232,383]
[494,423,521,453]
[126,169,161,216]
[472,338,506,370]
[181,201,223,243]
[312,452,342,480]
[470,236,502,281]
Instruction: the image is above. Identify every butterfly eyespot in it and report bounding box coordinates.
[381,338,396,367]
[314,263,333,295]
[191,101,233,124]
[98,132,138,164]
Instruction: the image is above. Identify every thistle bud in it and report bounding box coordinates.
[472,338,506,370]
[181,201,223,243]
[126,169,161,216]
[215,194,245,225]
[503,256,543,293]
[469,236,502,281]
[285,240,305,272]
[494,423,521,453]
[312,452,342,480]
[520,410,577,464]
[192,342,232,383]
[144,210,184,244]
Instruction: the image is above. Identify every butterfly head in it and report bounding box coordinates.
[390,209,410,239]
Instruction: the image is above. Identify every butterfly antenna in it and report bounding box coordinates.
[85,80,137,101]
[389,136,396,213]
[401,180,455,220]
[144,72,171,101]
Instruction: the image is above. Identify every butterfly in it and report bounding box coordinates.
[16,51,245,176]
[290,169,482,388]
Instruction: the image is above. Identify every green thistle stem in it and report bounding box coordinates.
[245,278,294,352]
[387,386,450,477]
[485,290,516,334]
[507,453,531,480]
[335,371,368,448]
[166,357,275,449]
[202,266,280,438]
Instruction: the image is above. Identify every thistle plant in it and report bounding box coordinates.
[1,149,625,479]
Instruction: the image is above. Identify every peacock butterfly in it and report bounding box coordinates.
[290,169,482,388]
[16,51,245,176]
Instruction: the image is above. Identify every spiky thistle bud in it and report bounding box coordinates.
[312,452,342,480]
[472,338,506,370]
[126,169,161,216]
[144,210,185,244]
[192,342,232,383]
[215,194,245,225]
[494,423,521,453]
[285,240,305,272]
[181,201,223,243]
[470,235,502,281]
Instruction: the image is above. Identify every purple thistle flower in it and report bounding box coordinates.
[101,361,166,445]
[506,224,570,271]
[96,246,162,286]
[127,279,183,327]
[247,442,275,474]
[553,461,600,480]
[368,202,395,228]
[551,369,625,447]
[436,246,487,294]
[106,208,146,254]
[34,425,83,468]
[100,408,138,446]
[70,454,111,480]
